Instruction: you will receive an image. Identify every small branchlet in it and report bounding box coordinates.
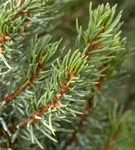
[4,56,44,104]
[13,70,76,127]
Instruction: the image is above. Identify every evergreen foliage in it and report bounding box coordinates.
[0,0,135,150]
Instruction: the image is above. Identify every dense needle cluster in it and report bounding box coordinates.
[0,1,135,150]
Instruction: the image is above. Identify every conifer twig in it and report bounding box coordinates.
[3,57,44,104]
[63,70,106,149]
[2,0,33,104]
[0,0,30,54]
[63,28,106,149]
[13,70,76,127]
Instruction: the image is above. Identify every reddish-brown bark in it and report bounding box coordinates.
[63,26,108,149]
[13,70,76,127]
[4,56,44,104]
[105,133,119,150]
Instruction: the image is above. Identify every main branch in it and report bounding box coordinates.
[14,70,76,127]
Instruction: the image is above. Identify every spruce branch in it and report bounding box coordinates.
[2,35,60,104]
[0,0,66,55]
[63,27,106,150]
[104,102,132,150]
[0,1,133,149]
[63,3,126,149]
[63,64,107,149]
[0,49,87,148]
[14,70,76,127]
[0,0,29,54]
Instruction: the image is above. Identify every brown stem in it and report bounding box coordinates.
[105,132,119,150]
[0,35,11,54]
[11,70,76,128]
[63,70,106,149]
[124,94,135,110]
[63,14,133,147]
[62,96,94,149]
[4,56,44,104]
[63,27,107,149]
